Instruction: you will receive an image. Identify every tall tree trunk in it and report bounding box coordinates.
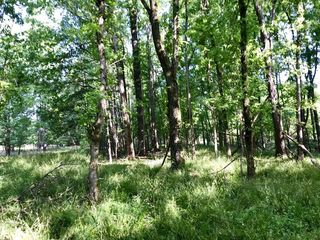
[313,111,320,151]
[147,28,160,152]
[295,1,304,161]
[213,116,219,157]
[130,1,146,156]
[110,93,118,159]
[215,62,231,157]
[112,35,135,158]
[306,45,320,151]
[184,0,195,158]
[141,0,183,169]
[4,112,11,156]
[239,0,255,177]
[88,0,108,202]
[254,0,286,157]
[201,119,206,145]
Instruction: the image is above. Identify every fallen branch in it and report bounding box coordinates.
[284,133,320,168]
[18,162,79,202]
[285,146,295,160]
[159,142,170,169]
[214,157,240,174]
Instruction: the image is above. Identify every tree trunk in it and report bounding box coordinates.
[239,0,255,177]
[147,27,160,152]
[254,0,286,157]
[130,1,146,156]
[214,120,218,157]
[112,35,135,158]
[4,111,11,156]
[88,0,108,202]
[109,95,118,160]
[215,62,231,157]
[295,2,304,161]
[184,0,195,158]
[88,135,99,201]
[141,0,183,169]
[306,45,320,151]
[201,120,206,145]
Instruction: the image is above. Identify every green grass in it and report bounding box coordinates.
[1,149,320,239]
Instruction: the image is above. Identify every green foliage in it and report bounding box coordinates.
[1,150,320,239]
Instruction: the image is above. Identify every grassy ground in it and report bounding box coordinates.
[1,149,320,239]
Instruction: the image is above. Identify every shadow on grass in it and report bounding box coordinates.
[94,162,320,240]
[2,152,320,239]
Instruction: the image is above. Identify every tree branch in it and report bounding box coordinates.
[140,0,151,13]
[285,133,320,168]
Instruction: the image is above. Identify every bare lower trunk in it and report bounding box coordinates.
[184,0,195,158]
[141,0,183,168]
[130,1,146,156]
[88,0,108,202]
[88,138,99,201]
[254,0,286,157]
[215,63,231,157]
[239,0,255,177]
[306,45,320,151]
[112,35,135,158]
[225,126,232,158]
[107,105,115,162]
[5,128,11,156]
[295,3,304,161]
[147,28,160,152]
[314,111,320,151]
[107,130,112,163]
[109,96,118,159]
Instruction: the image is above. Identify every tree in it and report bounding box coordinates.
[112,34,135,158]
[239,0,255,177]
[129,0,146,156]
[141,0,183,169]
[146,26,160,152]
[87,0,108,202]
[294,1,304,161]
[253,0,286,157]
[183,0,195,157]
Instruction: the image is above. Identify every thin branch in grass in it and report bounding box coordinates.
[18,162,80,202]
[160,142,170,169]
[213,147,240,174]
[214,158,239,174]
[285,146,295,160]
[284,133,320,168]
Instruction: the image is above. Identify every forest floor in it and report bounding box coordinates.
[1,148,320,239]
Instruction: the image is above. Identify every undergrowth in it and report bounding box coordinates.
[1,149,320,239]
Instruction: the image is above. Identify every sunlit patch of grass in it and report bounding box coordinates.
[0,217,49,240]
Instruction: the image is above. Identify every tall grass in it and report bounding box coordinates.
[1,149,320,239]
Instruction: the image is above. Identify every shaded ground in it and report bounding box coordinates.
[1,149,320,239]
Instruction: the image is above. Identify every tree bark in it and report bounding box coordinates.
[306,45,320,151]
[112,35,135,158]
[254,0,286,157]
[4,112,11,156]
[295,2,304,161]
[184,0,195,158]
[239,0,255,177]
[215,62,231,157]
[146,27,160,152]
[130,1,146,156]
[141,0,183,169]
[109,93,118,159]
[88,0,108,202]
